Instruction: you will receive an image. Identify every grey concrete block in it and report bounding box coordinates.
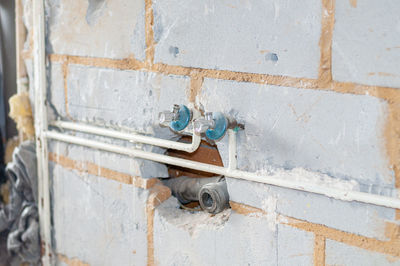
[153,0,322,78]
[333,0,400,88]
[277,224,314,266]
[227,178,396,241]
[199,78,393,189]
[46,0,146,60]
[51,164,149,265]
[49,139,170,179]
[47,62,66,118]
[325,239,400,266]
[154,197,277,266]
[66,65,190,132]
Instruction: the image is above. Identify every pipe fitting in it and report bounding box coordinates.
[194,111,243,141]
[198,180,230,214]
[159,104,192,132]
[162,176,229,214]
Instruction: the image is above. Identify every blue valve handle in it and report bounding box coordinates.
[205,112,228,141]
[170,105,191,132]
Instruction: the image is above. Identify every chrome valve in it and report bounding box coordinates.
[159,104,180,127]
[193,112,215,135]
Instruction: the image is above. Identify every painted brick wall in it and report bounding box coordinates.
[22,0,400,265]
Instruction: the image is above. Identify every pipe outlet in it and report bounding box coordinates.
[198,180,230,214]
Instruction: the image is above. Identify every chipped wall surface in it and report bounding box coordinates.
[46,0,146,60]
[20,0,400,264]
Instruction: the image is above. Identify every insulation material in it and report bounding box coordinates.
[8,93,34,139]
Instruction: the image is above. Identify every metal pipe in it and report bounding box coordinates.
[162,176,230,214]
[51,120,201,153]
[33,0,52,264]
[199,180,230,214]
[162,176,221,204]
[44,130,400,210]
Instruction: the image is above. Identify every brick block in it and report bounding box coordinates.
[325,240,400,265]
[153,198,277,266]
[227,178,396,241]
[46,0,146,60]
[48,62,66,118]
[51,164,149,265]
[200,78,393,189]
[333,0,400,88]
[277,224,314,265]
[66,65,190,131]
[49,140,169,179]
[153,0,322,78]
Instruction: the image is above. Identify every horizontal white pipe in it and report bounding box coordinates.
[45,130,400,210]
[51,120,201,153]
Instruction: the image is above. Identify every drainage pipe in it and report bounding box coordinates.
[51,120,201,153]
[162,176,230,214]
[44,130,400,210]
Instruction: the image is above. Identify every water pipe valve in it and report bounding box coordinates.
[194,111,244,141]
[159,104,192,132]
[193,112,215,134]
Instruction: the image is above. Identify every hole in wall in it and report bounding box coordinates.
[265,52,278,62]
[166,136,223,178]
[163,136,226,211]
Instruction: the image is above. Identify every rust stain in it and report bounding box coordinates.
[49,152,158,189]
[318,0,335,88]
[145,0,155,67]
[58,254,90,266]
[314,235,326,266]
[231,201,400,258]
[146,184,171,266]
[349,0,357,8]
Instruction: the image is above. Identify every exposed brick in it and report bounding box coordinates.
[46,0,146,60]
[154,198,277,266]
[200,78,394,189]
[277,224,314,265]
[325,239,400,266]
[48,62,67,117]
[332,0,400,88]
[51,164,149,265]
[153,0,322,78]
[227,178,396,241]
[66,65,189,130]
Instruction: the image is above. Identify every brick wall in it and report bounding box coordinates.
[22,0,400,265]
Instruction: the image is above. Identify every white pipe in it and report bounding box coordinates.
[51,120,201,153]
[33,0,52,264]
[228,129,237,171]
[45,130,400,210]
